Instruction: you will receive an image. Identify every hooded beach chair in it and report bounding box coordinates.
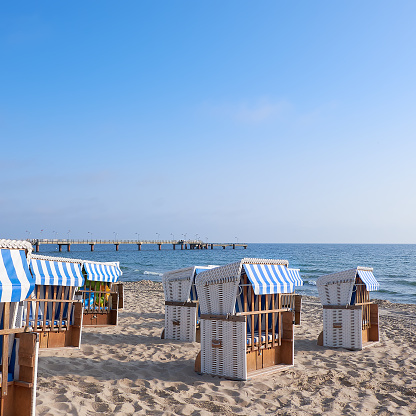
[195,258,302,381]
[0,239,39,416]
[162,265,218,342]
[77,261,122,326]
[23,254,85,349]
[316,267,380,350]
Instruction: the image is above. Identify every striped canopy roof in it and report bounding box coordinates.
[243,263,294,295]
[0,248,35,302]
[357,268,379,291]
[30,255,84,287]
[83,261,122,283]
[286,268,304,287]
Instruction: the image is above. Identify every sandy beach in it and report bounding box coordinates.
[36,281,416,415]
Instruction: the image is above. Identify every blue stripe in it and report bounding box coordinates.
[19,250,34,299]
[243,264,294,295]
[30,259,83,287]
[287,268,303,286]
[2,250,21,301]
[84,262,122,282]
[357,270,379,291]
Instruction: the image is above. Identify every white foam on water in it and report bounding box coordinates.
[144,271,163,276]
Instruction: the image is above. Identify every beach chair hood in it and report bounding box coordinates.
[316,266,379,306]
[162,265,217,303]
[83,260,122,283]
[30,254,84,287]
[0,239,35,302]
[196,258,294,315]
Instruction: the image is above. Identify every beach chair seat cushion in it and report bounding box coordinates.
[246,332,279,346]
[29,320,68,327]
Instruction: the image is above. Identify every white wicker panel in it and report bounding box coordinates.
[197,262,242,315]
[200,318,246,380]
[316,269,356,305]
[162,267,195,303]
[323,308,362,350]
[165,304,197,342]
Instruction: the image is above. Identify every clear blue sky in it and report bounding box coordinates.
[1,1,415,243]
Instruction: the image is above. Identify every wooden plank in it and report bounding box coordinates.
[51,286,57,332]
[117,283,124,309]
[272,294,275,347]
[251,287,256,351]
[165,301,198,307]
[73,302,83,327]
[42,286,48,332]
[34,286,40,329]
[2,302,10,397]
[200,314,245,322]
[48,331,66,348]
[39,332,49,348]
[262,347,276,368]
[18,333,36,381]
[369,303,379,342]
[13,384,33,416]
[246,350,257,373]
[58,286,65,331]
[294,294,302,325]
[256,350,262,370]
[265,294,269,349]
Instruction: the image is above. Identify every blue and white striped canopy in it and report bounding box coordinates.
[30,258,84,287]
[357,269,379,291]
[83,261,122,283]
[286,268,304,286]
[0,249,35,302]
[243,264,294,295]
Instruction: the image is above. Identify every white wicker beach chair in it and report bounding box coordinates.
[316,267,380,350]
[162,265,217,342]
[0,239,39,416]
[77,261,123,326]
[22,254,85,349]
[195,258,301,380]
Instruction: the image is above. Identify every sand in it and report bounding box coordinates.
[36,281,416,415]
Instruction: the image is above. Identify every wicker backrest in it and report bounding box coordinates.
[316,269,357,306]
[162,267,195,303]
[196,258,290,315]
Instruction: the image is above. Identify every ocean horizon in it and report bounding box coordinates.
[32,242,416,305]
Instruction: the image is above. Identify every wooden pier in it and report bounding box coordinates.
[28,239,248,252]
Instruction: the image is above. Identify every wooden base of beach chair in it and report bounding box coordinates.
[115,283,124,309]
[2,332,38,416]
[246,312,294,376]
[38,325,82,349]
[294,295,302,325]
[36,303,83,349]
[82,309,118,326]
[83,294,118,327]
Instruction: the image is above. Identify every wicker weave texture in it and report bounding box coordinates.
[165,304,197,342]
[196,262,241,315]
[200,318,246,380]
[163,267,195,303]
[316,269,357,305]
[31,254,84,264]
[323,308,362,350]
[0,238,33,252]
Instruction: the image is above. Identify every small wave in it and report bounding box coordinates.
[306,280,317,286]
[144,271,163,276]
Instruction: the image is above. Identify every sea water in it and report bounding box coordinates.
[36,243,416,305]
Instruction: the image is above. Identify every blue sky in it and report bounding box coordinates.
[1,1,415,243]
